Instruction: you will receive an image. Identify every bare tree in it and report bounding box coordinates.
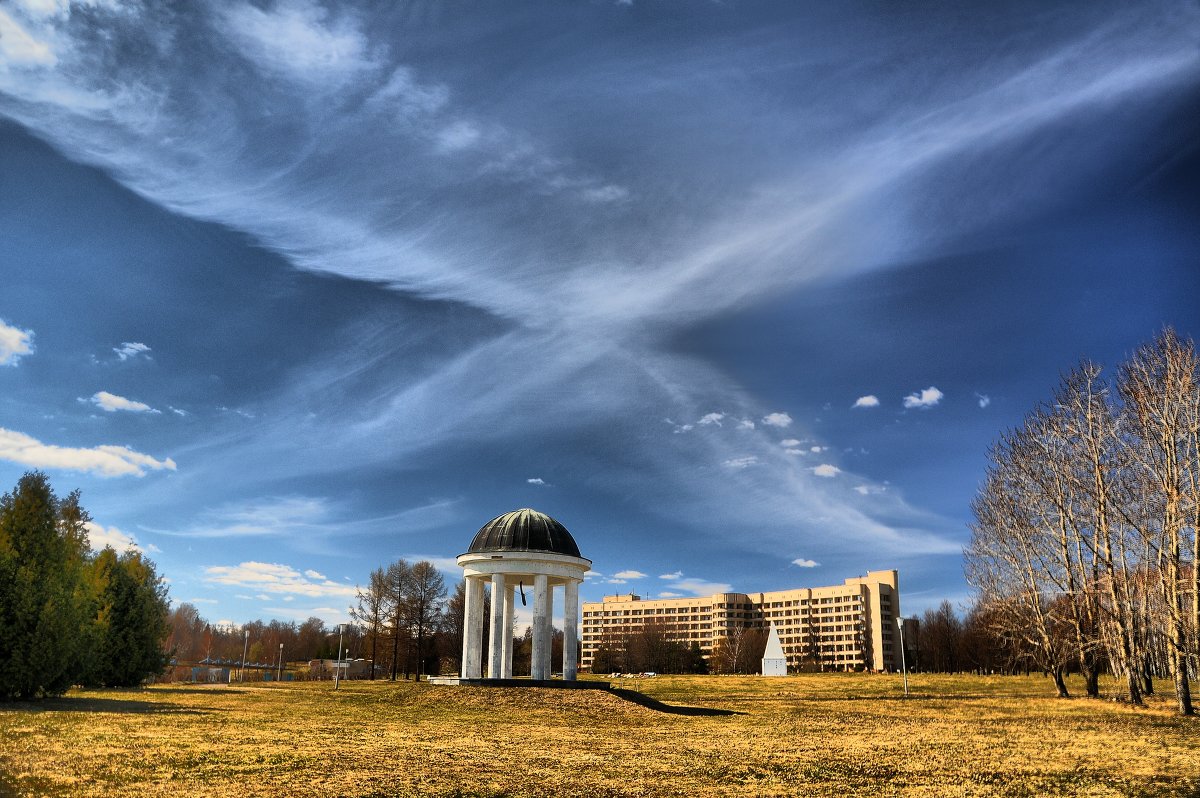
[404,561,446,679]
[1118,329,1197,716]
[351,567,389,679]
[383,559,412,681]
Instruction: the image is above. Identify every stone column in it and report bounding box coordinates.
[487,573,507,679]
[501,582,515,678]
[541,580,555,679]
[463,575,485,679]
[563,578,579,681]
[531,574,549,680]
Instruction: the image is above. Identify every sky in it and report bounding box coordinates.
[1,0,1198,628]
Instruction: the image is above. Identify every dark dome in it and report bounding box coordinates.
[467,509,581,558]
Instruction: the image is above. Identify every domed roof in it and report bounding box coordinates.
[467,509,581,558]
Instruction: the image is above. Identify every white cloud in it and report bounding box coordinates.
[736,419,755,430]
[761,412,792,428]
[903,386,944,409]
[976,393,991,408]
[436,119,482,153]
[188,598,219,605]
[85,521,159,554]
[606,578,627,585]
[853,395,879,408]
[697,412,724,426]
[659,570,682,580]
[722,456,758,470]
[783,448,804,456]
[810,445,826,453]
[304,569,326,580]
[217,0,374,87]
[203,561,358,599]
[89,390,158,413]
[526,477,546,485]
[0,427,176,477]
[658,591,682,598]
[0,319,34,366]
[613,569,647,579]
[113,341,150,361]
[581,184,629,204]
[812,464,840,478]
[670,578,732,596]
[399,555,462,577]
[0,9,56,67]
[791,558,819,568]
[170,407,188,417]
[780,439,801,447]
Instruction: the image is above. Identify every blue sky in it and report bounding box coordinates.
[1,0,1198,626]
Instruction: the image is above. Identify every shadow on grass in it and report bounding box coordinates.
[2,696,213,715]
[607,687,742,716]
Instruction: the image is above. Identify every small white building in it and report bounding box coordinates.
[761,623,787,677]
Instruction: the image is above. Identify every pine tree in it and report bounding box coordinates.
[0,472,90,700]
[83,548,172,687]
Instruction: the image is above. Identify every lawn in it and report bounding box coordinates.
[1,673,1197,797]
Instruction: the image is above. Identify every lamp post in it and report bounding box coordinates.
[240,628,250,683]
[276,642,284,682]
[896,617,909,698]
[333,624,345,690]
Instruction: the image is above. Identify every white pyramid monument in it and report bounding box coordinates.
[761,622,787,676]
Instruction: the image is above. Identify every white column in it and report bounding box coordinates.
[501,583,515,678]
[541,580,555,679]
[563,578,579,681]
[531,574,549,680]
[487,573,507,679]
[463,576,485,679]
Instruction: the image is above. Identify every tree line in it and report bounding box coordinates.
[0,472,170,700]
[965,330,1199,715]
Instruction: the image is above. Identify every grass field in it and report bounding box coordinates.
[1,673,1197,797]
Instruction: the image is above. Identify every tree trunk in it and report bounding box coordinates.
[1052,667,1069,698]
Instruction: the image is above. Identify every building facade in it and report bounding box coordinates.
[581,569,901,673]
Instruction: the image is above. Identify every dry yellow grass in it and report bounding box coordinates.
[1,673,1197,797]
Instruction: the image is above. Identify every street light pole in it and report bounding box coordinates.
[333,623,344,690]
[240,628,250,683]
[277,642,284,682]
[896,617,909,698]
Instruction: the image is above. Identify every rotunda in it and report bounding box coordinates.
[456,509,591,681]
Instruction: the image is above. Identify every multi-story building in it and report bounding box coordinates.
[581,569,901,673]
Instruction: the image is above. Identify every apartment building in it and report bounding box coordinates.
[580,569,901,672]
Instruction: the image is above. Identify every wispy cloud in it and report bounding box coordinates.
[88,391,158,413]
[659,570,683,580]
[852,395,879,408]
[153,496,329,538]
[0,319,34,365]
[0,427,176,477]
[722,456,758,470]
[902,387,943,409]
[697,412,724,426]
[976,393,991,408]
[526,477,546,485]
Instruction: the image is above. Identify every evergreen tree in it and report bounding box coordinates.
[0,472,90,700]
[83,548,171,687]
